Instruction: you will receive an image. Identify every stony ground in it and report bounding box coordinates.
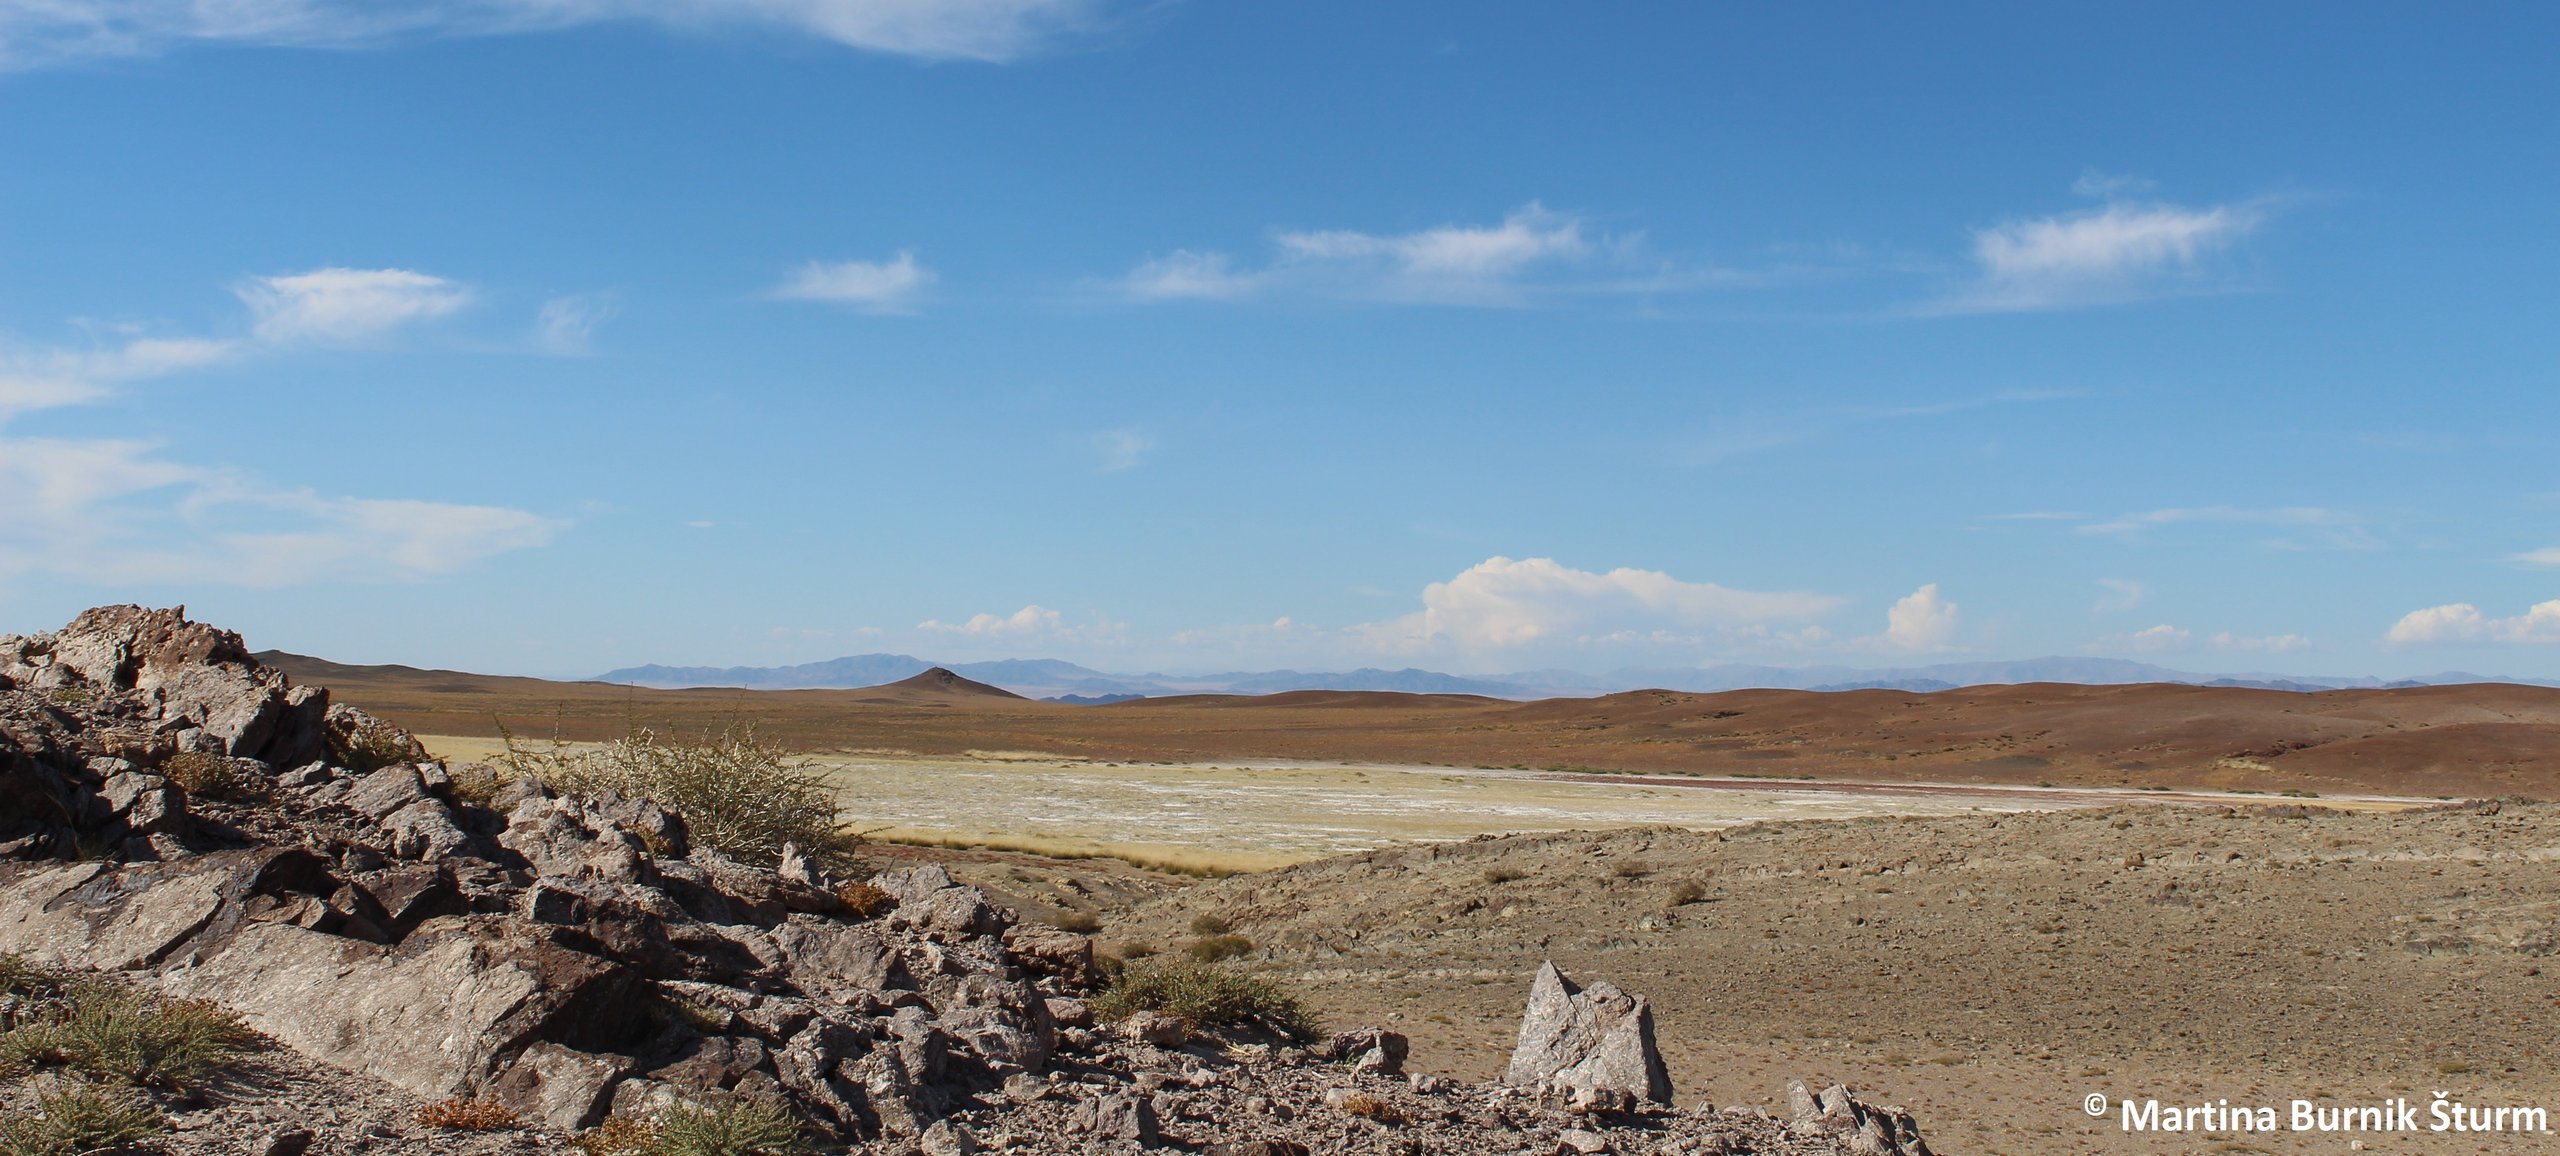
[910,802,2560,1156]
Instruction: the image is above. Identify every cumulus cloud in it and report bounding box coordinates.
[1357,556,1843,653]
[1118,203,1651,308]
[917,604,1125,644]
[0,0,1105,69]
[1934,183,2268,313]
[1874,584,1960,652]
[238,268,472,345]
[2384,601,2560,647]
[773,253,932,314]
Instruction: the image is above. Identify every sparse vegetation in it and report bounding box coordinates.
[1335,1092,1406,1125]
[1666,878,1707,906]
[1612,859,1652,880]
[41,686,92,709]
[0,1080,162,1156]
[418,1098,521,1131]
[652,1097,808,1156]
[1187,913,1232,936]
[0,980,254,1091]
[332,721,423,774]
[162,751,256,802]
[445,762,506,808]
[1183,933,1255,963]
[1481,867,1526,885]
[1094,959,1318,1041]
[496,725,853,869]
[573,1115,663,1156]
[834,881,893,919]
[1049,910,1102,934]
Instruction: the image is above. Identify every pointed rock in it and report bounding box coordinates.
[1502,960,1673,1105]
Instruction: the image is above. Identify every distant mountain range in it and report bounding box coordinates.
[593,653,2560,701]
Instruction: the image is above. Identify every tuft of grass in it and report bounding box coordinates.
[1480,867,1526,885]
[419,1098,520,1131]
[1093,959,1318,1042]
[333,721,425,775]
[2280,788,2321,799]
[1336,1092,1406,1125]
[1049,910,1102,934]
[0,1081,162,1156]
[0,981,254,1090]
[0,954,58,1001]
[42,686,92,709]
[1187,913,1233,936]
[1184,934,1255,963]
[1612,859,1652,880]
[834,882,893,920]
[497,725,853,870]
[652,1097,809,1156]
[1665,878,1707,906]
[445,763,506,809]
[162,752,256,802]
[574,1115,662,1156]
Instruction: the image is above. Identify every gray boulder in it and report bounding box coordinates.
[1503,960,1674,1105]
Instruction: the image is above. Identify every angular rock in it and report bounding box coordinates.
[1504,961,1674,1105]
[492,1041,627,1130]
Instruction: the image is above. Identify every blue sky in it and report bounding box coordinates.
[2,2,2556,679]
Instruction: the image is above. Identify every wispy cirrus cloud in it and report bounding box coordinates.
[0,272,563,585]
[238,267,473,345]
[1929,178,2272,314]
[1120,203,1694,308]
[0,0,1111,69]
[2068,503,2365,549]
[773,252,933,314]
[2514,547,2560,569]
[2092,578,2148,613]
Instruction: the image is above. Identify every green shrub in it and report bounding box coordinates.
[1184,934,1255,963]
[0,981,254,1090]
[0,1081,162,1156]
[1094,959,1318,1041]
[652,1097,808,1156]
[497,726,851,869]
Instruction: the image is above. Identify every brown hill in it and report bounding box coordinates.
[851,666,1031,706]
[258,653,2560,799]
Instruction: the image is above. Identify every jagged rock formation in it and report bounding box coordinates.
[0,607,1937,1154]
[1506,960,1676,1106]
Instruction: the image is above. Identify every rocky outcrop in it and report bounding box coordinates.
[1505,960,1676,1105]
[0,606,1937,1155]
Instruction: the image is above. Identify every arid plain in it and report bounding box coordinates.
[287,654,2560,1154]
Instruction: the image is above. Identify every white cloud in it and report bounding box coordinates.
[917,604,1125,644]
[0,336,238,418]
[1936,187,2267,313]
[773,253,932,314]
[2089,623,2192,654]
[533,293,616,354]
[0,0,1103,69]
[1092,429,1151,472]
[2077,505,2354,537]
[0,280,560,586]
[2093,578,2147,613]
[1357,556,1843,653]
[1874,583,1960,652]
[2211,631,2311,653]
[2514,547,2560,569]
[238,267,472,345]
[1119,203,1650,308]
[2384,601,2560,647]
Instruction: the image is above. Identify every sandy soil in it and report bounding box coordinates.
[1103,802,2560,1155]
